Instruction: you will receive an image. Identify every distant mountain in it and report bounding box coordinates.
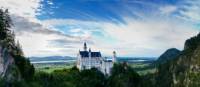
[30,56,75,60]
[29,56,76,64]
[156,33,200,87]
[156,48,181,64]
[117,57,156,63]
[29,56,157,64]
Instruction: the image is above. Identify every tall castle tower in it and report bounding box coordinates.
[113,51,117,63]
[89,48,91,69]
[84,42,87,51]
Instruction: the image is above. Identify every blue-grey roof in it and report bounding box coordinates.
[79,51,101,57]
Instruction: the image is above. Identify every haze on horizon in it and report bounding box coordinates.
[0,0,199,57]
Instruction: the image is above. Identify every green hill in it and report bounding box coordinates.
[156,48,181,65]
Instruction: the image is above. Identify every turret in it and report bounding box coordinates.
[89,48,91,58]
[84,42,87,51]
[113,51,117,63]
[89,48,91,69]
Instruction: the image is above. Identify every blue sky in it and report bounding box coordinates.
[0,0,200,57]
[38,0,179,22]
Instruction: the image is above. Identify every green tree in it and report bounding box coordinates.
[107,63,141,87]
[76,68,106,87]
[0,9,12,40]
[13,55,35,81]
[0,9,35,85]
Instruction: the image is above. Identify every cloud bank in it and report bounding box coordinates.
[41,17,198,57]
[0,0,199,57]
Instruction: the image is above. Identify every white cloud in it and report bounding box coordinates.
[41,18,199,57]
[0,0,42,21]
[0,0,199,57]
[99,18,199,56]
[12,17,89,57]
[0,0,86,57]
[70,28,82,33]
[16,32,58,57]
[160,5,177,15]
[176,0,200,23]
[47,0,53,5]
[16,30,83,57]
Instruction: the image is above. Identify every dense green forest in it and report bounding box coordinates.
[0,9,200,87]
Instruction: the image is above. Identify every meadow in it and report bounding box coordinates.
[33,61,156,75]
[33,62,74,73]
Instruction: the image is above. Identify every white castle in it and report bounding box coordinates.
[76,42,116,75]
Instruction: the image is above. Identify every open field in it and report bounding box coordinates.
[33,62,156,75]
[31,57,157,74]
[33,62,75,73]
[32,57,157,74]
[128,63,156,75]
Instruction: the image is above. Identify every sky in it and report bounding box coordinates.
[0,0,200,57]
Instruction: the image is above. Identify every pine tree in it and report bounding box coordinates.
[15,40,24,56]
[0,8,35,82]
[0,9,12,41]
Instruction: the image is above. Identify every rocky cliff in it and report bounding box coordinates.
[0,9,26,83]
[0,44,20,82]
[157,33,200,87]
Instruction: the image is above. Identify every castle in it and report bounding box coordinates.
[76,42,116,75]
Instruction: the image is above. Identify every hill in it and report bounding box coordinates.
[156,48,181,64]
[29,56,75,63]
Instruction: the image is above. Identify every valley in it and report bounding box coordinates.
[30,57,157,75]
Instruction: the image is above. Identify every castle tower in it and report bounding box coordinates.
[113,51,117,63]
[84,42,87,51]
[89,48,91,69]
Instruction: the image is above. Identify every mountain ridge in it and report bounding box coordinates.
[156,48,181,64]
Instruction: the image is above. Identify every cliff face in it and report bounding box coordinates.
[0,46,12,76]
[170,43,200,87]
[0,45,20,82]
[0,46,3,75]
[0,9,34,84]
[157,33,200,87]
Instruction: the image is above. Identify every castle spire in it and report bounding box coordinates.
[84,42,87,51]
[113,51,117,63]
[89,48,91,52]
[89,48,91,69]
